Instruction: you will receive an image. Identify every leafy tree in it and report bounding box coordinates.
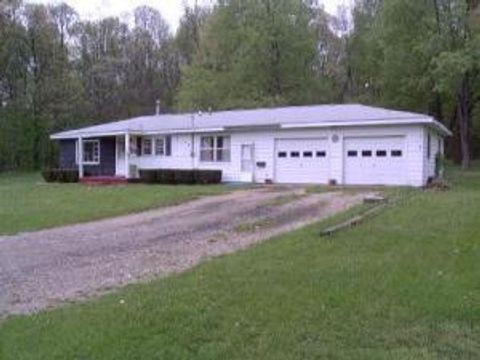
[348,0,480,168]
[176,0,337,111]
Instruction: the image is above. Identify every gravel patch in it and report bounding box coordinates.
[0,187,370,316]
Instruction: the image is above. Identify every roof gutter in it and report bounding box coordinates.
[281,118,452,136]
[50,130,132,140]
[50,127,226,140]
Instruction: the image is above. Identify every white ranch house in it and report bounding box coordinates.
[50,104,451,186]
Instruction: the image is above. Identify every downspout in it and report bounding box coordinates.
[191,114,196,169]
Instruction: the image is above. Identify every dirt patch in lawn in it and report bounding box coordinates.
[0,187,372,316]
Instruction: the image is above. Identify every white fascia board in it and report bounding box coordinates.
[429,120,452,137]
[280,118,432,129]
[50,127,226,140]
[281,117,452,137]
[50,130,138,140]
[141,127,225,135]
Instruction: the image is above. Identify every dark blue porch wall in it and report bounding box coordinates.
[59,140,77,168]
[58,137,116,176]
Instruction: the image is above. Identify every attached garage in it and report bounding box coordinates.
[343,136,407,185]
[274,138,329,184]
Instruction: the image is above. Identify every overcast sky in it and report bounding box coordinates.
[25,0,347,32]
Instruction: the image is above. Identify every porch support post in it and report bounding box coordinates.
[78,136,84,178]
[125,132,130,179]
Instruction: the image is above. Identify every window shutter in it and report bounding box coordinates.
[136,137,142,156]
[166,136,172,156]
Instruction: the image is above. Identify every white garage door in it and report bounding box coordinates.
[344,136,406,185]
[275,138,329,184]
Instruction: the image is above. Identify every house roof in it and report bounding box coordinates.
[50,104,451,139]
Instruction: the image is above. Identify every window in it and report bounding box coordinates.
[391,150,403,157]
[427,133,431,159]
[303,151,313,158]
[278,151,287,158]
[347,150,357,157]
[362,150,372,157]
[316,151,326,157]
[376,150,387,157]
[155,137,165,155]
[83,140,100,164]
[290,151,300,158]
[216,136,230,161]
[142,138,153,156]
[200,136,230,162]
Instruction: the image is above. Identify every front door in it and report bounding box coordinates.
[240,144,255,182]
[116,136,126,176]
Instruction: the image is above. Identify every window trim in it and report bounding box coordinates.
[77,139,100,165]
[142,137,153,156]
[154,136,166,156]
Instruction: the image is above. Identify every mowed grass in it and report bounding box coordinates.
[1,165,479,359]
[0,173,231,235]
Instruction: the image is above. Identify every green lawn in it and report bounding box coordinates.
[0,173,231,235]
[1,166,479,359]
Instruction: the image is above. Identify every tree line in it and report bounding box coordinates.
[0,0,478,171]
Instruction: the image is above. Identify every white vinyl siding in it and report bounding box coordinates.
[423,129,443,182]
[125,124,431,186]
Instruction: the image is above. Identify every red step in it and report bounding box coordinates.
[80,176,128,186]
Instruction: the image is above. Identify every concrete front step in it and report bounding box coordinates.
[79,176,128,185]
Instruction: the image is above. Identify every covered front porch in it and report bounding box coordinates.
[59,132,142,181]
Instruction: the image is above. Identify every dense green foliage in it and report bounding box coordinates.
[41,168,79,183]
[176,0,342,109]
[0,172,230,235]
[0,0,479,171]
[347,0,480,167]
[1,164,479,359]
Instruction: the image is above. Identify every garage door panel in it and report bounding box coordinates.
[344,136,406,185]
[275,138,329,184]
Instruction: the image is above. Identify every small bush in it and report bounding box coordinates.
[139,170,157,184]
[41,169,57,182]
[194,170,222,184]
[159,169,176,184]
[174,170,195,184]
[139,169,222,185]
[42,169,79,183]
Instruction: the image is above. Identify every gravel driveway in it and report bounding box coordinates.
[0,187,369,316]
